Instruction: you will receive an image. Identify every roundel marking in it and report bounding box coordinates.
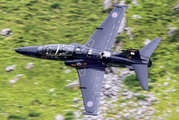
[111,12,118,18]
[86,101,93,107]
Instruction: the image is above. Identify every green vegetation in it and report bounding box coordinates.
[136,94,146,100]
[168,30,179,42]
[122,0,179,119]
[50,2,61,9]
[28,111,41,117]
[123,74,154,92]
[64,111,74,120]
[116,35,125,43]
[8,114,27,120]
[0,0,179,119]
[0,0,105,119]
[123,74,142,92]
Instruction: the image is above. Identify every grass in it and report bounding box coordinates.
[121,0,179,119]
[0,0,104,119]
[0,0,179,119]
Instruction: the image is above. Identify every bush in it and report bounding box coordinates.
[125,0,132,4]
[102,7,113,13]
[123,74,154,91]
[116,36,124,43]
[50,2,61,9]
[148,85,153,90]
[136,95,146,100]
[168,30,179,42]
[123,74,141,92]
[28,111,41,117]
[123,75,139,87]
[172,9,179,17]
[8,114,27,120]
[118,99,127,103]
[65,111,74,120]
[72,0,78,3]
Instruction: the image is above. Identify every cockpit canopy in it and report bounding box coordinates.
[42,44,75,56]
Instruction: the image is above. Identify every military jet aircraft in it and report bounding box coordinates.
[15,5,161,116]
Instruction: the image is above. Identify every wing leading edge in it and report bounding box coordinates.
[76,67,105,115]
[85,5,127,50]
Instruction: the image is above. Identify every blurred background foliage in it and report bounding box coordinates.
[0,0,179,119]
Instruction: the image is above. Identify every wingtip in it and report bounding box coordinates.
[140,83,148,91]
[82,112,98,116]
[154,37,162,42]
[143,87,148,91]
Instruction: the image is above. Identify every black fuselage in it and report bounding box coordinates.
[15,43,144,69]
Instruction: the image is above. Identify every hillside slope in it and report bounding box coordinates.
[0,0,179,120]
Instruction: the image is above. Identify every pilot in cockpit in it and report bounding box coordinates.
[43,45,57,56]
[43,44,75,56]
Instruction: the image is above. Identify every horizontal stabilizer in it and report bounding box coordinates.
[132,64,148,90]
[83,112,98,116]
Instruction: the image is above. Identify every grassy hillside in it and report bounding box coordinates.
[122,0,179,119]
[0,0,105,119]
[0,0,179,120]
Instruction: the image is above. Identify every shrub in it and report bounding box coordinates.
[65,111,74,120]
[50,2,61,9]
[8,114,27,120]
[123,74,154,91]
[136,95,146,100]
[172,9,179,17]
[125,0,132,4]
[118,99,127,103]
[116,36,124,43]
[123,74,139,87]
[72,0,79,3]
[168,30,179,42]
[174,64,179,72]
[28,111,41,117]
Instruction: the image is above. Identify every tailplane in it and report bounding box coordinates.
[139,37,161,62]
[132,37,161,90]
[132,64,148,90]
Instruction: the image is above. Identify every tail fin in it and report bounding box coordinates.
[133,37,161,90]
[139,37,162,62]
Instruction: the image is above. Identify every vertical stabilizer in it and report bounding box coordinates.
[132,37,161,90]
[139,37,161,61]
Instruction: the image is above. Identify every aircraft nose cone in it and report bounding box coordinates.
[15,46,41,58]
[15,48,23,53]
[15,46,39,54]
[15,48,20,53]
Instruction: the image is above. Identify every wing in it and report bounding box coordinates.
[76,67,105,115]
[85,5,127,51]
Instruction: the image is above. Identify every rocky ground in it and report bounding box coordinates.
[67,68,160,120]
[3,0,179,119]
